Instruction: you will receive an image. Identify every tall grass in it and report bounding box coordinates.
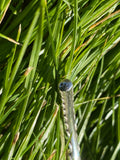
[0,0,120,159]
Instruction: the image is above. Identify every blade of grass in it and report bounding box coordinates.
[5,25,21,89]
[110,142,120,160]
[0,6,40,116]
[28,105,59,160]
[3,7,41,160]
[65,0,78,78]
[14,98,47,160]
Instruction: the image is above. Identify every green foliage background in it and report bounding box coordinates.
[0,0,120,159]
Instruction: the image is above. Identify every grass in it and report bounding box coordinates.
[0,0,120,159]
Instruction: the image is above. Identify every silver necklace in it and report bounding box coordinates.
[59,79,81,160]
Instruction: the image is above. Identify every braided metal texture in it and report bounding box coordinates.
[59,79,81,160]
